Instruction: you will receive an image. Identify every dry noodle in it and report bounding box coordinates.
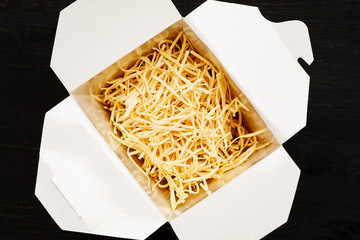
[94,31,268,210]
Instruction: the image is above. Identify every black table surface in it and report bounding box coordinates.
[1,0,359,239]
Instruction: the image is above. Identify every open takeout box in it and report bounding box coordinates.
[35,0,313,239]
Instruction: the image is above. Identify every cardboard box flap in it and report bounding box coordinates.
[50,0,181,93]
[35,156,91,234]
[36,96,166,239]
[170,146,300,240]
[185,0,314,143]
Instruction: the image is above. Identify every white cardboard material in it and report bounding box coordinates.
[36,96,166,240]
[185,1,313,144]
[170,146,300,240]
[35,156,90,233]
[51,0,181,93]
[37,0,313,239]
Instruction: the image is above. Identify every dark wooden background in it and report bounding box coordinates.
[1,0,359,239]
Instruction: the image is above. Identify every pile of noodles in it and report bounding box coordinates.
[94,31,267,210]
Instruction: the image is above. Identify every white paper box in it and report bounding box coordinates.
[36,0,313,239]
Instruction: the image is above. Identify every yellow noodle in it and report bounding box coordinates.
[95,31,267,210]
